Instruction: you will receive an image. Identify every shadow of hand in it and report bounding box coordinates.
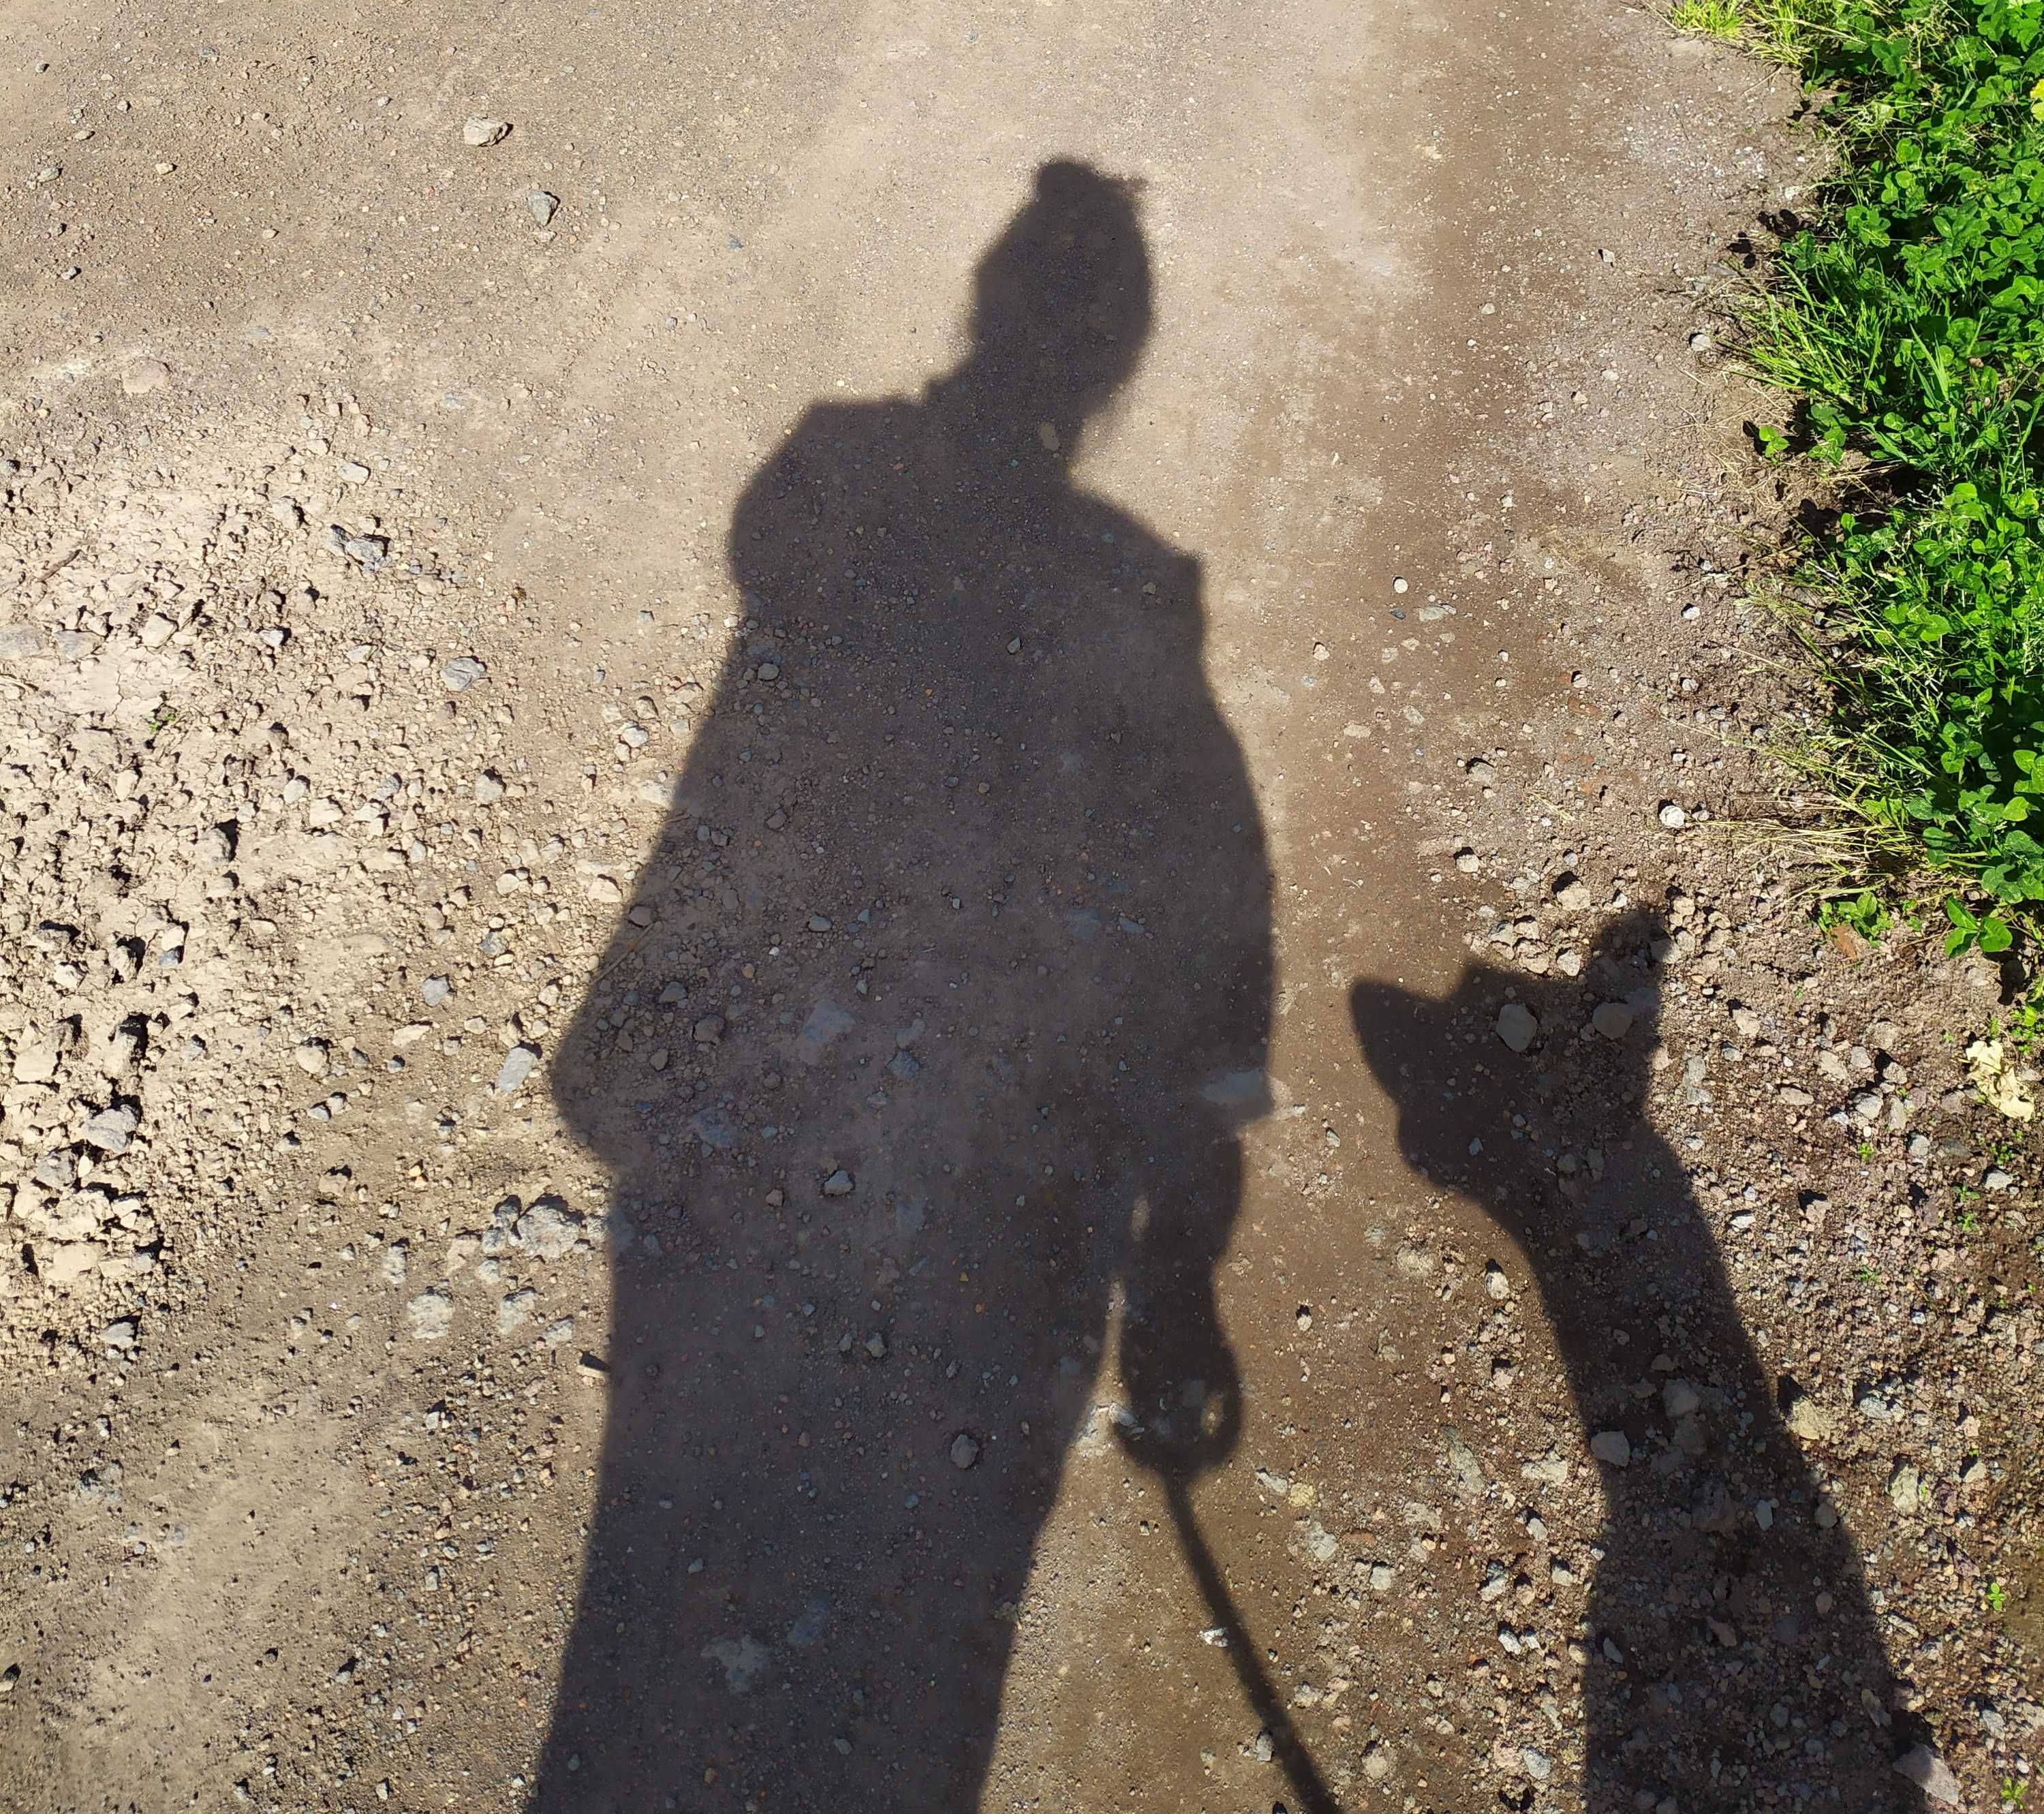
[1113,1272,1242,1483]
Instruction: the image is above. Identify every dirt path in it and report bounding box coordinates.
[1,1,2035,1810]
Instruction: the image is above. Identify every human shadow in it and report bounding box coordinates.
[536,162,1283,1811]
[1352,912,1919,1812]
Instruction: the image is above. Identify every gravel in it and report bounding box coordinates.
[0,35,2032,1814]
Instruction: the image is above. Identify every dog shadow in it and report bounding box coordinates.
[1351,910,1919,1811]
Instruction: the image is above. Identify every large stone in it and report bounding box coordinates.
[1589,1430,1632,1468]
[1887,1462,1923,1514]
[1591,1001,1635,1041]
[80,1105,139,1154]
[1892,1746,1962,1806]
[514,1198,582,1261]
[794,999,855,1065]
[12,1030,64,1084]
[494,1043,540,1094]
[37,1241,102,1287]
[1784,1391,1838,1445]
[407,1290,453,1340]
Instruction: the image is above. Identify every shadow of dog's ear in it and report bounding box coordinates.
[1349,974,1442,1096]
[1349,966,1491,1180]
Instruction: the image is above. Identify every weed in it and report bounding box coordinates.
[1946,895,2017,956]
[1986,1578,2009,1612]
[1998,998,2044,1051]
[1820,887,1895,942]
[2003,1779,2028,1810]
[1673,0,1750,40]
[1724,0,2044,954]
[1664,0,1857,63]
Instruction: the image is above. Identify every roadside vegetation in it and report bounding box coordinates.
[1671,0,2044,1015]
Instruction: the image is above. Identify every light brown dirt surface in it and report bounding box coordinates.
[0,2,2037,1812]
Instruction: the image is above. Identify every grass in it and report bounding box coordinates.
[1671,0,2044,966]
[1672,0,1750,40]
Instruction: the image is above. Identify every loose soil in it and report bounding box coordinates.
[0,2,2034,1811]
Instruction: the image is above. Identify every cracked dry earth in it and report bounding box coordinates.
[0,1,2039,1812]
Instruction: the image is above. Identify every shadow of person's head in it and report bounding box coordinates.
[953,159,1152,455]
